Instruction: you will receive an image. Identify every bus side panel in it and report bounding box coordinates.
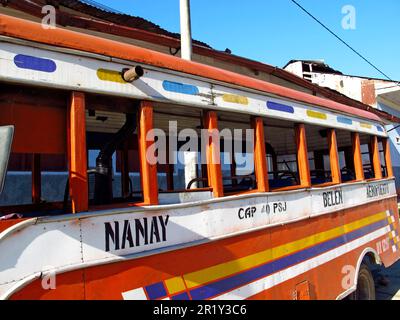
[9,198,400,300]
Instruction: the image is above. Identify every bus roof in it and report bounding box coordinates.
[0,13,382,123]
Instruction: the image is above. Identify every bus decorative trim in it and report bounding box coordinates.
[336,116,353,125]
[182,211,387,290]
[0,43,388,138]
[123,210,392,300]
[96,69,126,84]
[306,110,327,120]
[266,101,294,114]
[162,80,199,95]
[360,123,372,129]
[13,54,56,73]
[222,94,249,105]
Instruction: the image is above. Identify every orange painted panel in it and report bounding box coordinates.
[138,101,159,205]
[328,129,341,184]
[203,111,223,198]
[9,197,398,300]
[352,132,365,181]
[0,102,66,154]
[68,92,88,213]
[252,117,268,192]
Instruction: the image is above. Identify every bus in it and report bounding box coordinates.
[0,13,399,300]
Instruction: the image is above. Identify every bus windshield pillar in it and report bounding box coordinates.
[328,129,341,184]
[68,91,88,213]
[383,138,394,178]
[203,111,224,198]
[295,124,311,188]
[252,117,269,192]
[371,136,383,179]
[138,101,159,205]
[352,132,364,181]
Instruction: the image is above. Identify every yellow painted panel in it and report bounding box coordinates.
[183,212,386,289]
[222,94,249,105]
[306,110,327,120]
[97,69,126,84]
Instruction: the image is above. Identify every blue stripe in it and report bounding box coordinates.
[376,126,384,132]
[337,116,353,125]
[145,282,167,300]
[171,292,190,300]
[189,219,388,300]
[266,101,294,114]
[162,81,199,95]
[14,54,57,73]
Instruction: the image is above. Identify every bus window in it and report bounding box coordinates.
[218,112,255,194]
[264,118,300,190]
[304,124,334,186]
[0,84,68,216]
[335,129,355,182]
[86,95,143,206]
[378,139,388,178]
[359,133,376,179]
[152,104,209,193]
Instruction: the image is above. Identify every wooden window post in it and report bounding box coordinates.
[203,111,223,197]
[295,124,311,188]
[252,117,269,192]
[138,101,159,205]
[352,132,364,181]
[371,136,383,179]
[383,138,394,178]
[67,92,88,213]
[328,129,341,184]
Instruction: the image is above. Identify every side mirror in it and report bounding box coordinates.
[0,126,14,194]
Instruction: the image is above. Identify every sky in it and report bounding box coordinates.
[90,0,400,80]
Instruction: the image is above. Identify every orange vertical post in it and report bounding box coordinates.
[383,138,394,178]
[328,129,341,184]
[295,124,311,188]
[138,101,159,205]
[203,111,224,198]
[32,153,41,204]
[68,92,88,213]
[252,117,269,192]
[352,132,364,181]
[371,136,383,179]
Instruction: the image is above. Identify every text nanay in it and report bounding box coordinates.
[104,215,170,252]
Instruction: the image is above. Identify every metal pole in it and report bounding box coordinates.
[180,0,192,61]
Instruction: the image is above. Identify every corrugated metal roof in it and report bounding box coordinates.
[58,0,212,48]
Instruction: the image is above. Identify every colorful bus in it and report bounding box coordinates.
[0,14,399,300]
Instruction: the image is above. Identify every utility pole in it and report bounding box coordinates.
[180,0,192,61]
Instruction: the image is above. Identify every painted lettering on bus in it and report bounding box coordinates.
[323,190,343,208]
[104,215,170,252]
[238,207,256,220]
[366,183,389,198]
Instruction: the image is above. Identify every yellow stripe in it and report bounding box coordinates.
[183,212,387,289]
[360,123,372,129]
[307,110,327,120]
[97,69,126,84]
[165,277,186,295]
[222,94,249,105]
